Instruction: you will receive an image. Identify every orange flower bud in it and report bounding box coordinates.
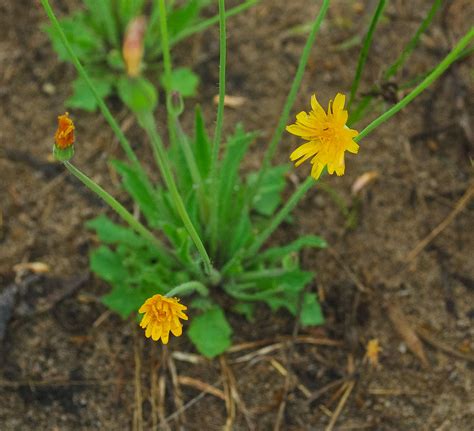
[54,112,75,149]
[122,16,147,78]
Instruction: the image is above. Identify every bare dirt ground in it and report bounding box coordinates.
[1,0,473,430]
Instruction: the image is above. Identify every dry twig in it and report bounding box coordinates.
[386,303,430,368]
[407,183,474,261]
[325,380,356,431]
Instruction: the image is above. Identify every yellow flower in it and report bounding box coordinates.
[286,93,359,180]
[364,338,382,368]
[54,112,75,149]
[138,294,188,344]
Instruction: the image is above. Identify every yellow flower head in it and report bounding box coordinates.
[138,294,188,344]
[286,93,359,180]
[54,112,75,149]
[364,338,382,368]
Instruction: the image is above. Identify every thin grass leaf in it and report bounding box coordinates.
[83,0,119,46]
[253,235,327,264]
[383,0,442,81]
[347,0,387,111]
[111,160,162,229]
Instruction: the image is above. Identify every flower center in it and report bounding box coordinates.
[152,304,169,321]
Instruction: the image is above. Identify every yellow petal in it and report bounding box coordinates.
[294,150,317,167]
[310,94,326,120]
[171,323,182,337]
[335,109,348,126]
[145,324,153,338]
[138,303,150,313]
[346,140,359,154]
[311,161,325,180]
[140,313,151,328]
[290,142,317,161]
[151,324,162,341]
[161,330,170,345]
[177,311,188,320]
[332,93,346,114]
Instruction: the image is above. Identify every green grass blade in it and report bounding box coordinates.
[347,0,387,111]
[383,0,442,80]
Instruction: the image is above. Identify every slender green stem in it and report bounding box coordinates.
[140,112,214,276]
[41,0,139,167]
[165,281,209,298]
[252,0,330,198]
[209,0,227,255]
[347,0,387,111]
[246,176,315,257]
[357,27,474,141]
[157,0,177,148]
[383,0,442,81]
[63,161,172,262]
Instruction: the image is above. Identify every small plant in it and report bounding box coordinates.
[43,0,474,358]
[45,0,257,111]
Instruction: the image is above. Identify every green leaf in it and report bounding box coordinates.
[218,125,257,221]
[300,293,324,326]
[44,13,103,62]
[255,235,327,264]
[83,0,119,46]
[111,160,162,228]
[190,297,215,312]
[248,164,290,216]
[118,0,146,29]
[161,67,199,97]
[168,0,201,37]
[193,105,211,179]
[117,76,158,113]
[90,246,128,283]
[86,215,144,248]
[102,282,157,319]
[232,302,255,322]
[188,307,232,358]
[262,270,314,314]
[227,211,253,258]
[66,75,113,112]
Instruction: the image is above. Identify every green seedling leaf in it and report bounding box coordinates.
[83,0,119,46]
[193,105,211,179]
[107,49,125,70]
[90,246,128,283]
[168,0,200,36]
[86,215,144,248]
[102,282,158,319]
[248,164,290,216]
[300,293,324,326]
[227,211,253,258]
[218,125,258,221]
[117,76,158,113]
[66,75,113,112]
[161,67,199,97]
[118,0,146,29]
[188,307,232,358]
[254,235,327,264]
[111,160,161,228]
[190,297,215,312]
[232,302,255,322]
[45,12,102,62]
